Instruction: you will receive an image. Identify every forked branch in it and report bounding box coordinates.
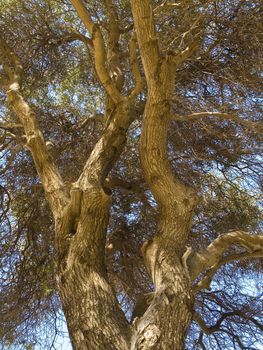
[172,112,263,134]
[172,39,199,65]
[194,309,263,334]
[70,0,122,103]
[0,36,69,215]
[188,231,263,291]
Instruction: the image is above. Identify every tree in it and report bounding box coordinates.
[0,0,262,349]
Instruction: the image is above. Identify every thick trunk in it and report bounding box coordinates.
[56,189,130,350]
[58,265,129,350]
[131,261,193,350]
[53,62,197,349]
[131,223,194,350]
[127,50,197,348]
[56,186,194,350]
[140,91,197,252]
[53,101,134,350]
[129,91,197,349]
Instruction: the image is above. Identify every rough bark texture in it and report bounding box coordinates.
[129,1,198,348]
[53,98,137,349]
[2,1,263,349]
[129,86,197,350]
[1,23,133,350]
[131,239,194,350]
[55,103,134,350]
[57,189,130,350]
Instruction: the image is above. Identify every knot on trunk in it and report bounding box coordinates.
[61,187,83,235]
[56,187,83,263]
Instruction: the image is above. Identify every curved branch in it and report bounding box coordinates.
[194,311,235,335]
[172,112,263,134]
[189,231,263,288]
[70,0,122,104]
[194,309,263,334]
[0,122,23,129]
[193,250,263,292]
[130,4,198,347]
[0,36,69,215]
[62,30,93,47]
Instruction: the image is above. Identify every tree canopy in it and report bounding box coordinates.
[0,0,262,349]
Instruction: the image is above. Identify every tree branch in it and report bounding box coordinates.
[0,36,69,215]
[193,311,234,335]
[194,309,263,334]
[0,122,23,129]
[104,177,144,193]
[197,331,207,350]
[189,231,263,289]
[70,0,122,104]
[62,30,93,47]
[55,24,94,47]
[75,102,132,190]
[193,250,263,292]
[0,35,23,86]
[70,4,143,192]
[172,112,263,134]
[131,0,160,81]
[74,113,104,130]
[128,33,143,101]
[104,0,125,93]
[0,144,23,175]
[105,0,119,42]
[172,38,199,65]
[132,0,198,259]
[154,2,182,14]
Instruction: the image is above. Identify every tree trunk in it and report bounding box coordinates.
[58,265,129,350]
[56,189,130,350]
[131,258,193,350]
[129,81,197,349]
[130,211,195,349]
[55,184,194,350]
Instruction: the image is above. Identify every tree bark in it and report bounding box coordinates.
[56,189,130,350]
[131,238,194,350]
[130,2,198,348]
[130,91,196,350]
[2,9,197,348]
[55,102,134,350]
[1,19,138,350]
[2,2,263,349]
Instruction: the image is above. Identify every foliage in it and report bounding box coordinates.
[0,0,262,349]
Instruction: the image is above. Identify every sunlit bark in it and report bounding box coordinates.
[1,1,262,349]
